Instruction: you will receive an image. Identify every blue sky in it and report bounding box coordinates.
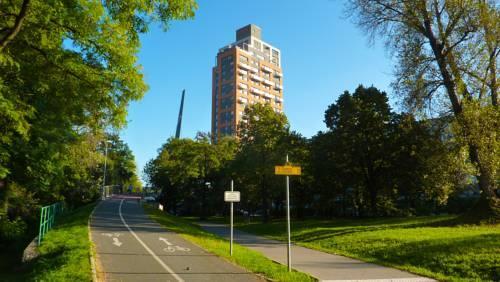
[120,0,396,180]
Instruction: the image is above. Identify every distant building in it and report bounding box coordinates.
[211,24,284,142]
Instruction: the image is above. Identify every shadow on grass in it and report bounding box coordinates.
[236,215,461,243]
[349,233,500,281]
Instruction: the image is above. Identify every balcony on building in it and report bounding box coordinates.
[263,79,273,86]
[238,61,251,70]
[250,74,263,82]
[250,87,264,95]
[261,65,273,73]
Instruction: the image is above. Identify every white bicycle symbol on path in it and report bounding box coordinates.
[159,237,190,253]
[163,245,190,252]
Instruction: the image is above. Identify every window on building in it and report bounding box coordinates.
[221,97,233,110]
[221,55,234,81]
[221,83,233,97]
[239,55,248,63]
[254,40,261,50]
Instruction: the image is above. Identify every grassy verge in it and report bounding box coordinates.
[143,205,315,282]
[0,203,97,281]
[228,215,499,281]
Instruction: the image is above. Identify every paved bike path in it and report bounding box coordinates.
[198,222,435,282]
[90,198,261,281]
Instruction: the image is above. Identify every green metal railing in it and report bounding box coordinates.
[38,202,64,245]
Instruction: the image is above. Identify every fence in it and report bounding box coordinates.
[38,202,64,245]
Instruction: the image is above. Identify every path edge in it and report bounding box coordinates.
[143,204,285,282]
[195,221,318,281]
[88,200,103,282]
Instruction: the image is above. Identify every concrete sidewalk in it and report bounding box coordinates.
[197,222,435,282]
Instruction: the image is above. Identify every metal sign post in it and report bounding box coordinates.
[285,155,291,272]
[224,180,240,256]
[275,155,301,272]
[230,180,234,256]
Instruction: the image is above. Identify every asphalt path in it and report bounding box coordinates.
[90,197,261,281]
[199,222,435,282]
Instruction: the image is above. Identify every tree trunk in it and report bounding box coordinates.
[0,180,8,217]
[421,12,498,221]
[200,182,207,220]
[467,144,499,221]
[261,174,269,223]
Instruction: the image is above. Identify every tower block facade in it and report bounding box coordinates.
[211,24,284,142]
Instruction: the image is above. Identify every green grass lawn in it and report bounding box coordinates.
[0,203,97,281]
[143,205,315,282]
[228,215,499,281]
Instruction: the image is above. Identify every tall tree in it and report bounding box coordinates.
[236,103,289,222]
[324,86,393,215]
[144,134,236,217]
[0,0,197,241]
[346,0,499,219]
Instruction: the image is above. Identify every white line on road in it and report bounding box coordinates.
[118,199,184,282]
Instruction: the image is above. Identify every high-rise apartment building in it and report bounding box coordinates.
[211,24,283,141]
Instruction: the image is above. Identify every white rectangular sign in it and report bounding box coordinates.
[224,191,240,202]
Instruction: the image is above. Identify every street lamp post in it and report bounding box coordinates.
[102,140,111,200]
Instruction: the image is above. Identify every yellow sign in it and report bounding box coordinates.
[275,165,301,176]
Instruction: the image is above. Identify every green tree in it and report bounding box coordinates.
[144,134,236,217]
[324,86,393,215]
[318,85,459,216]
[388,114,464,214]
[0,0,197,241]
[236,103,289,222]
[280,131,312,218]
[346,0,499,220]
[103,134,141,193]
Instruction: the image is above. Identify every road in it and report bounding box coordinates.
[90,197,261,281]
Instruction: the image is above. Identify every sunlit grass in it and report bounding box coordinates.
[27,203,96,281]
[144,205,315,282]
[232,216,499,281]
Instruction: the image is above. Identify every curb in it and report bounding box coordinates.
[88,200,103,282]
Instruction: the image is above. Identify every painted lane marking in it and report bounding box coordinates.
[159,237,190,253]
[112,237,122,247]
[118,199,184,282]
[159,237,173,246]
[175,246,190,252]
[163,245,191,253]
[101,232,122,237]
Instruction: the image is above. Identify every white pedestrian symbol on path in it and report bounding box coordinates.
[159,237,190,252]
